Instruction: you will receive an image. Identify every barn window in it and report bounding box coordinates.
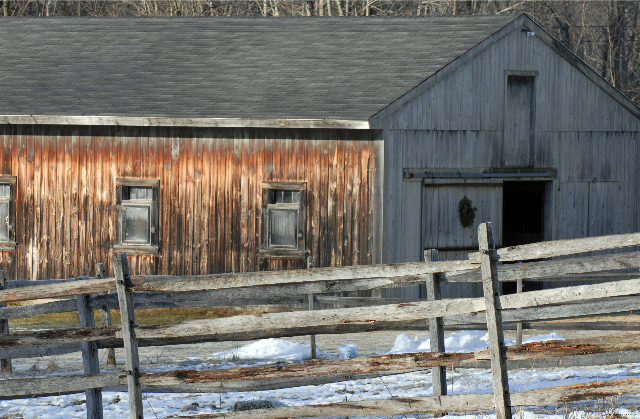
[114,178,159,254]
[0,176,16,251]
[260,182,307,258]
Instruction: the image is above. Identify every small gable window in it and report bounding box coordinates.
[114,178,159,254]
[260,182,307,259]
[0,176,16,251]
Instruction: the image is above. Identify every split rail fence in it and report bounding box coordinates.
[2,223,640,418]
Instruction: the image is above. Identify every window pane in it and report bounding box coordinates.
[125,186,152,200]
[0,203,8,241]
[123,206,150,243]
[271,189,300,204]
[0,185,9,198]
[269,209,297,247]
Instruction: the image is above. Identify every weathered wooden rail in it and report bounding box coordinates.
[1,229,640,418]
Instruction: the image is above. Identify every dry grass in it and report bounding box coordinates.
[9,305,291,331]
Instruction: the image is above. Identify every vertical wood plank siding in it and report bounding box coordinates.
[0,126,375,280]
[373,27,640,298]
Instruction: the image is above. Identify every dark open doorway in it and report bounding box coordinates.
[501,181,546,294]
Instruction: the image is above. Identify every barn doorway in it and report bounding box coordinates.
[501,181,546,294]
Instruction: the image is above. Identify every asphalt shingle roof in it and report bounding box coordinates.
[0,16,516,120]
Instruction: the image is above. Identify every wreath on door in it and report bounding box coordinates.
[458,196,477,228]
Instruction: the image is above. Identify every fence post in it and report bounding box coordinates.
[114,254,144,419]
[307,255,316,359]
[478,223,511,419]
[516,277,523,345]
[424,250,446,401]
[96,263,116,365]
[77,292,103,419]
[0,270,12,373]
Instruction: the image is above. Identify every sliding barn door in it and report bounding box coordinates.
[422,182,503,298]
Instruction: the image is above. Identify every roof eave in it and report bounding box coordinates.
[0,115,371,130]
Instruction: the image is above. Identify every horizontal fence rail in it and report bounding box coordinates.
[2,229,640,419]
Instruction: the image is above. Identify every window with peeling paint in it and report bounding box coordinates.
[0,177,16,251]
[115,179,159,254]
[260,182,307,259]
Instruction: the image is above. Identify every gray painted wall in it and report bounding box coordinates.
[372,22,640,298]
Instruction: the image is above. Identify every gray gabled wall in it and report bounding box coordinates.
[372,16,640,298]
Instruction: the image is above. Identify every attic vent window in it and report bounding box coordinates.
[114,178,159,255]
[260,182,307,258]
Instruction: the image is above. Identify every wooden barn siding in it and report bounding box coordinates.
[373,26,640,298]
[0,125,375,280]
[380,129,639,298]
[373,27,640,132]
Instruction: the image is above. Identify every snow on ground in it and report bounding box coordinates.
[1,331,639,419]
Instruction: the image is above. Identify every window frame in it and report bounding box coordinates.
[0,176,16,251]
[260,181,307,259]
[114,178,159,255]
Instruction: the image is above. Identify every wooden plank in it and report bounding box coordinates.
[0,276,143,303]
[63,128,72,278]
[200,131,211,275]
[478,223,510,419]
[0,115,371,130]
[77,293,103,419]
[126,296,486,340]
[32,127,42,280]
[140,351,474,393]
[231,128,242,273]
[342,136,353,265]
[129,277,640,342]
[516,277,523,345]
[13,126,24,280]
[170,131,180,276]
[160,130,172,276]
[447,272,640,283]
[224,131,233,272]
[335,132,346,266]
[169,377,640,418]
[96,263,116,366]
[0,373,125,399]
[78,130,87,278]
[0,270,11,372]
[185,131,195,275]
[0,342,82,359]
[134,259,477,292]
[319,134,330,266]
[114,254,144,419]
[239,131,249,272]
[1,326,119,348]
[425,250,446,398]
[447,251,640,283]
[468,232,640,263]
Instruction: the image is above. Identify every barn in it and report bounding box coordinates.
[0,14,638,298]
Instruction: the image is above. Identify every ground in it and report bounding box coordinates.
[3,327,640,418]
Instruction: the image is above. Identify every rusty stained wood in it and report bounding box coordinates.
[140,352,475,393]
[174,377,640,418]
[0,126,376,280]
[475,331,640,361]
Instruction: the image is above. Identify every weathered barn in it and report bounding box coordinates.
[0,15,639,297]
